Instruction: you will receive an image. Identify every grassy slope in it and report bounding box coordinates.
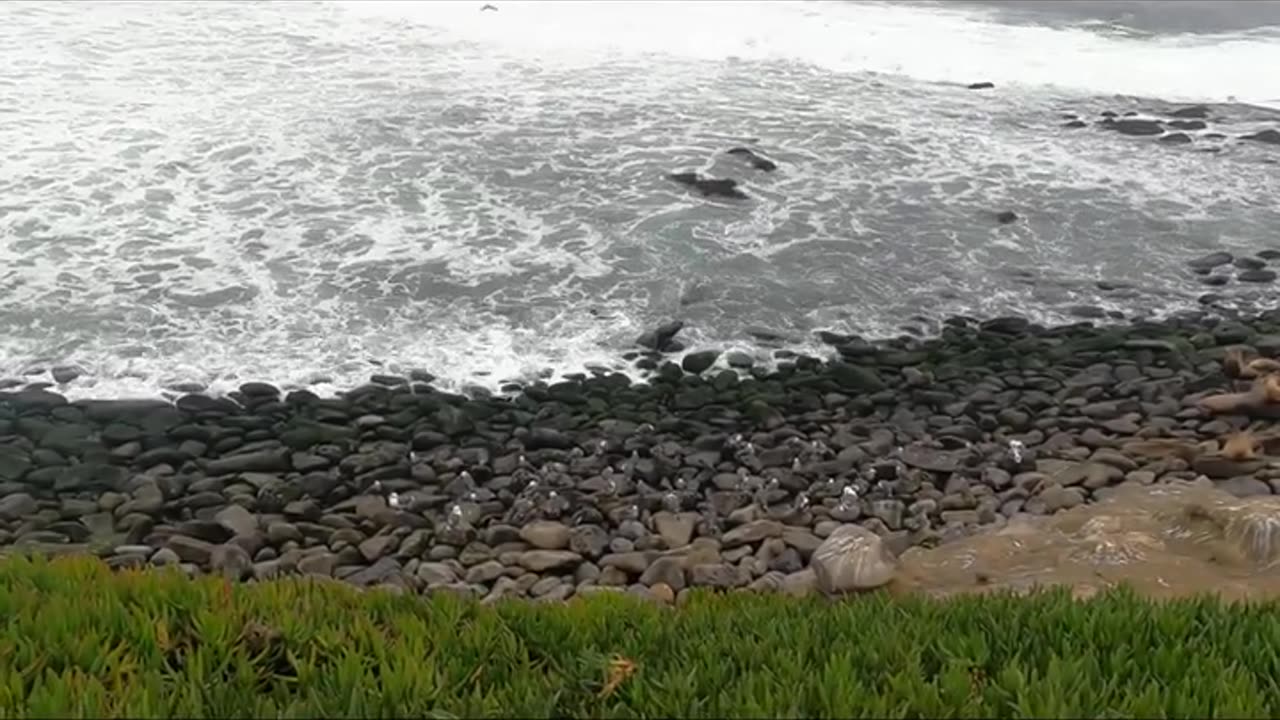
[2,555,1280,718]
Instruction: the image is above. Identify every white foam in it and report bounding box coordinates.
[2,0,1278,401]
[335,0,1280,109]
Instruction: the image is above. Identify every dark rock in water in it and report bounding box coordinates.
[995,211,1018,225]
[635,320,685,352]
[1170,105,1210,119]
[967,81,994,90]
[1106,119,1164,136]
[726,147,777,172]
[1242,129,1280,145]
[1238,269,1278,283]
[1100,111,1118,118]
[1234,256,1267,271]
[1159,132,1192,145]
[1200,275,1230,287]
[51,366,81,384]
[1187,252,1233,271]
[1168,119,1207,131]
[667,172,748,200]
[979,316,1030,335]
[681,350,721,374]
[828,363,885,392]
[1062,120,1087,129]
[1096,280,1133,291]
[1067,304,1107,319]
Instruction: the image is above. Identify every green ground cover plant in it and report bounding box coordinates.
[2,555,1280,718]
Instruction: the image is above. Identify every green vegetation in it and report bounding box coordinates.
[3,555,1280,718]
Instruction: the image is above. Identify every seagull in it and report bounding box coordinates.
[481,3,498,11]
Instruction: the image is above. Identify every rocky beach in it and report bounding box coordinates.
[9,306,1280,603]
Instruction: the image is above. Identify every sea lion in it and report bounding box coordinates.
[1223,349,1280,380]
[726,147,777,172]
[1199,375,1280,416]
[667,172,748,200]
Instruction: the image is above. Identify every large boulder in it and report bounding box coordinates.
[810,524,897,594]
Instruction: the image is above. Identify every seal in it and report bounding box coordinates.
[667,172,748,200]
[726,147,777,172]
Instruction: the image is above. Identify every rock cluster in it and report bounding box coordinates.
[9,308,1280,603]
[1059,104,1280,152]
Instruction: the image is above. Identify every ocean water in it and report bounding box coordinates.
[1,0,1278,399]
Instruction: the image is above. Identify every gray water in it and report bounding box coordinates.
[1,0,1278,399]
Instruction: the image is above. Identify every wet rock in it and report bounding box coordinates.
[681,350,721,374]
[967,82,994,90]
[636,320,685,352]
[1159,132,1192,145]
[1239,269,1278,283]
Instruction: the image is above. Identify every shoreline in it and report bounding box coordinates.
[4,285,1274,404]
[4,307,1280,602]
